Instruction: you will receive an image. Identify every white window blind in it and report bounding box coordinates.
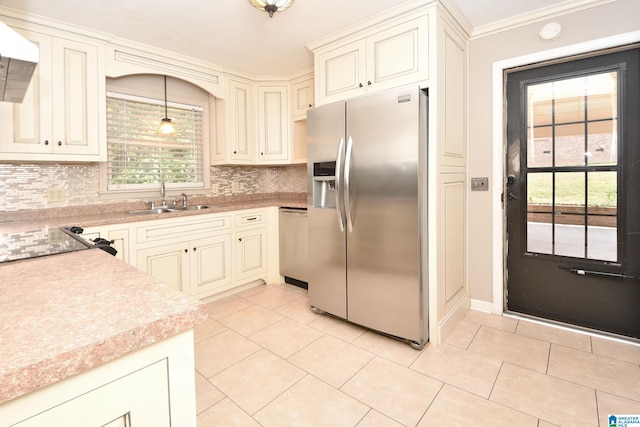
[106,92,205,191]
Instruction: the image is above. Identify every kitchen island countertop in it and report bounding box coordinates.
[0,249,208,405]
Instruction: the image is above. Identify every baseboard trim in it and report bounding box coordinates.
[437,294,470,345]
[470,299,496,314]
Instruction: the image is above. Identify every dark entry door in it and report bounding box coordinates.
[505,47,640,338]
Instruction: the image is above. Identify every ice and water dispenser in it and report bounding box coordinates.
[312,161,337,208]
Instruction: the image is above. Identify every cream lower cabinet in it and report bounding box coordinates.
[82,225,130,264]
[134,209,269,299]
[137,241,191,293]
[234,208,269,282]
[14,359,170,426]
[235,227,267,282]
[0,27,105,161]
[137,233,233,298]
[190,234,233,296]
[1,331,197,427]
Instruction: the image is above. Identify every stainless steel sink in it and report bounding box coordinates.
[176,205,213,211]
[128,207,173,215]
[167,205,214,211]
[128,205,214,215]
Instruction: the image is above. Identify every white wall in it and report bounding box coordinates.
[467,0,640,308]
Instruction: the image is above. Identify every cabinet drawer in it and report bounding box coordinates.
[234,210,267,227]
[137,215,231,244]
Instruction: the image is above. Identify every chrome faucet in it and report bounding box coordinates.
[160,181,166,207]
[181,193,188,208]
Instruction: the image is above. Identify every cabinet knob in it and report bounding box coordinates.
[233,150,237,154]
[57,141,62,146]
[308,104,312,107]
[367,81,372,86]
[184,249,188,253]
[260,152,264,156]
[44,140,49,146]
[238,238,242,242]
[193,247,197,252]
[359,83,363,88]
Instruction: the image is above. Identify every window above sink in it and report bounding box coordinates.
[100,74,214,199]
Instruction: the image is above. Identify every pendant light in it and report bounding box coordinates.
[159,75,175,135]
[249,0,294,18]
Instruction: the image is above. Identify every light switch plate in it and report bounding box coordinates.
[471,177,489,191]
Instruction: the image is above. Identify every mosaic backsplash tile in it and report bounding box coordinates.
[0,163,307,211]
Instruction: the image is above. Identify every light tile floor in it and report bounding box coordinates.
[194,283,640,427]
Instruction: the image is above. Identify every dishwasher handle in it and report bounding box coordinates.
[280,208,307,216]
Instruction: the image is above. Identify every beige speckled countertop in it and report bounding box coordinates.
[0,193,306,404]
[0,248,208,405]
[0,193,307,233]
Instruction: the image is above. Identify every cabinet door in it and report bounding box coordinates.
[82,226,130,264]
[106,228,130,264]
[316,39,367,105]
[0,30,52,154]
[257,85,288,162]
[366,17,429,93]
[51,37,102,156]
[14,359,170,426]
[235,227,267,282]
[0,30,103,160]
[227,79,254,161]
[137,242,190,292]
[291,78,314,119]
[189,234,233,296]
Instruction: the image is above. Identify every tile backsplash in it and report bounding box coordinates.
[0,163,307,211]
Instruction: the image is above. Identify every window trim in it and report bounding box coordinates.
[99,81,213,200]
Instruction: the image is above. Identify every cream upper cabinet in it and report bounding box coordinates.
[257,84,289,162]
[291,76,314,120]
[0,29,105,161]
[316,39,367,104]
[215,76,294,165]
[226,77,255,162]
[314,17,428,106]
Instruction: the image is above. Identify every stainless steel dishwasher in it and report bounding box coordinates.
[279,207,308,288]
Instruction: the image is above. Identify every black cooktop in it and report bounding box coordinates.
[0,227,92,263]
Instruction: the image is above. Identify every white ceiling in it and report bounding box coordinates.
[0,0,569,76]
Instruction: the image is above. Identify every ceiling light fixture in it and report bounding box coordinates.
[159,75,175,135]
[249,0,294,18]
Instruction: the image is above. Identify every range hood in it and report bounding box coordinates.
[0,20,38,103]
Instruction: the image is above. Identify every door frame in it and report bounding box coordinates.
[490,30,640,315]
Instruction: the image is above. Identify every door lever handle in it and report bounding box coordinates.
[508,192,518,200]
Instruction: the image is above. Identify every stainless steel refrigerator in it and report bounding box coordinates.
[307,86,428,349]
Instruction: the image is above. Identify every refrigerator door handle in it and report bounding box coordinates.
[344,136,354,233]
[335,137,346,232]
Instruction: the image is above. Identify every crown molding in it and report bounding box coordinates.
[470,0,616,39]
[306,0,438,52]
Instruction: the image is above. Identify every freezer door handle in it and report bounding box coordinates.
[335,137,346,232]
[344,136,354,233]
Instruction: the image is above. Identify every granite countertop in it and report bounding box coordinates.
[0,193,307,404]
[0,193,307,233]
[0,249,208,405]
